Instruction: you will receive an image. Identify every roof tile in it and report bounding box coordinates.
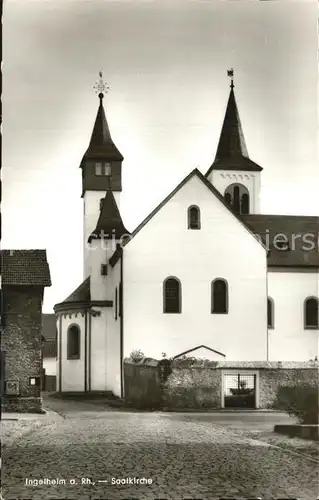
[0,250,51,286]
[241,214,319,267]
[42,314,56,340]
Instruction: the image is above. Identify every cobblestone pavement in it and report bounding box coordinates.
[2,407,319,500]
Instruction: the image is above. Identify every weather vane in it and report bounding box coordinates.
[93,71,110,98]
[227,68,234,88]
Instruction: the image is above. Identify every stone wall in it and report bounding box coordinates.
[123,358,319,410]
[163,367,222,409]
[2,285,44,412]
[259,368,319,408]
[123,358,162,408]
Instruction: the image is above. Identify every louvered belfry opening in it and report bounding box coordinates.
[224,183,250,215]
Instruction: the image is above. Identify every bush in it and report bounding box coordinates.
[172,356,218,368]
[273,385,319,424]
[129,349,144,363]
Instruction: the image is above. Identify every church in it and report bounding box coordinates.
[54,72,319,398]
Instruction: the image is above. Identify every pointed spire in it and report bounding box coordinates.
[206,70,262,175]
[88,190,130,243]
[81,73,123,163]
[215,69,248,160]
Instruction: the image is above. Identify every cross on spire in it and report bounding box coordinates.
[93,71,110,100]
[227,68,234,89]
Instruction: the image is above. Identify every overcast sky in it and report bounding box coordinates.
[3,0,318,312]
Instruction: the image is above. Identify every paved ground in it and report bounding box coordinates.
[2,397,318,500]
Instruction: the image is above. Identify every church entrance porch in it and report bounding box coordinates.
[223,373,257,409]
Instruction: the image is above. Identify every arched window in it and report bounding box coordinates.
[188,205,201,230]
[211,279,228,314]
[267,297,274,329]
[67,325,80,360]
[224,183,250,215]
[163,277,181,313]
[304,297,319,329]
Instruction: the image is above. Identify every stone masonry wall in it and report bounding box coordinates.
[163,367,222,409]
[124,358,162,408]
[259,368,319,408]
[124,358,318,410]
[2,285,44,412]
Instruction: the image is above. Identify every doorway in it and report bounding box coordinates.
[224,373,256,408]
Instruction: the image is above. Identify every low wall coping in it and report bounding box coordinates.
[124,357,159,367]
[210,361,319,369]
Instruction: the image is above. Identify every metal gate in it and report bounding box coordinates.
[224,373,256,408]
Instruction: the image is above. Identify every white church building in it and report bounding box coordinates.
[54,74,319,398]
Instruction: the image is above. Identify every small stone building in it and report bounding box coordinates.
[1,250,51,412]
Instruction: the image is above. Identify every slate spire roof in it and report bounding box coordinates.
[206,78,263,175]
[63,277,91,302]
[88,188,130,243]
[215,85,248,160]
[81,93,123,163]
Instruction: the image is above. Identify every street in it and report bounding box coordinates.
[1,397,318,500]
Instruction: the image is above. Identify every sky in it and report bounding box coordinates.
[3,0,318,312]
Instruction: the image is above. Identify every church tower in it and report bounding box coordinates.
[206,70,263,215]
[80,73,124,278]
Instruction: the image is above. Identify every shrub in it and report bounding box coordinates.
[273,385,319,424]
[172,356,218,368]
[129,349,144,363]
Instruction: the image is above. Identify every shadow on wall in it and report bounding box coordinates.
[124,356,222,409]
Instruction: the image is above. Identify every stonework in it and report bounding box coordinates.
[123,358,318,410]
[163,366,223,409]
[2,286,45,412]
[259,367,319,408]
[3,403,318,499]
